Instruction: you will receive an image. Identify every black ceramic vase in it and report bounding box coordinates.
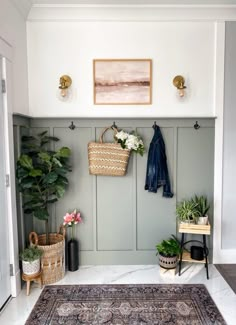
[68,239,79,271]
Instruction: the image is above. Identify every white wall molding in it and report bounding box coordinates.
[212,22,233,264]
[28,5,236,22]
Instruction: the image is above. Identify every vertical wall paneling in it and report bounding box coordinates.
[54,127,94,251]
[137,127,176,251]
[177,126,215,254]
[13,117,215,264]
[96,126,134,251]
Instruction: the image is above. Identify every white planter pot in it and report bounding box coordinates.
[197,215,208,225]
[22,259,40,275]
[159,254,178,269]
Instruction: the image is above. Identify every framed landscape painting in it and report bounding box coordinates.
[93,59,152,105]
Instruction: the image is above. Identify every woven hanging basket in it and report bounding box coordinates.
[88,127,130,176]
[29,225,65,285]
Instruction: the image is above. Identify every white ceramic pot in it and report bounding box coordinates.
[197,215,208,225]
[22,259,40,275]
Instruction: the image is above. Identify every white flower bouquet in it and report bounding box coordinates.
[115,130,145,156]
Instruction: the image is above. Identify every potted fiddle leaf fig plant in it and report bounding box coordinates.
[16,131,71,284]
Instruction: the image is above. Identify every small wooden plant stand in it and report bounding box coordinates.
[178,222,211,279]
[22,270,42,295]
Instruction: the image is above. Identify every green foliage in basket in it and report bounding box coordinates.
[156,236,181,257]
[16,131,71,244]
[191,195,210,217]
[20,246,43,262]
[176,199,200,223]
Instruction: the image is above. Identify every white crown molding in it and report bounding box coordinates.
[28,4,236,21]
[10,0,32,19]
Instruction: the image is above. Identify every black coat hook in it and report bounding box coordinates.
[152,121,157,128]
[69,121,76,130]
[194,121,200,130]
[111,121,117,129]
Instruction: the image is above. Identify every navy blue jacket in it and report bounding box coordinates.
[144,125,173,198]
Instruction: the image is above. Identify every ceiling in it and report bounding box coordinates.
[11,0,236,19]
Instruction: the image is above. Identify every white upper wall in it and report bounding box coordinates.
[27,20,215,117]
[0,0,29,115]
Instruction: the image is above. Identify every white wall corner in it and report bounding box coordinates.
[10,0,32,19]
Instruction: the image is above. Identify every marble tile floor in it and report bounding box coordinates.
[0,264,235,325]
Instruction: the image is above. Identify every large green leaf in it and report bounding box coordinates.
[21,135,36,142]
[29,169,43,177]
[55,147,71,158]
[43,172,58,184]
[20,178,34,189]
[19,155,33,169]
[38,152,51,162]
[55,185,66,198]
[16,167,29,179]
[34,209,49,221]
[52,157,62,167]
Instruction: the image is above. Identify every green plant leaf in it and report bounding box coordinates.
[38,152,51,162]
[34,209,49,220]
[37,131,48,137]
[20,178,35,189]
[55,147,71,158]
[29,169,43,177]
[21,135,36,142]
[43,172,58,184]
[19,155,33,170]
[52,157,62,167]
[55,185,65,198]
[16,167,28,179]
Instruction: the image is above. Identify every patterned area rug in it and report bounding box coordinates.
[25,284,226,325]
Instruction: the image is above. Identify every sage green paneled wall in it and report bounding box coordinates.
[13,117,214,265]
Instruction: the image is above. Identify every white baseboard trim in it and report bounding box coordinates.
[213,249,236,264]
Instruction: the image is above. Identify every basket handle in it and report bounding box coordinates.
[58,224,66,238]
[99,127,118,144]
[29,232,38,246]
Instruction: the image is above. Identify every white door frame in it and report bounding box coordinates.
[0,37,21,297]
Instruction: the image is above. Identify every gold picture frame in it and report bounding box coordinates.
[93,59,152,105]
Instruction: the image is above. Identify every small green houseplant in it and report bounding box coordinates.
[156,236,181,269]
[16,131,71,245]
[176,200,200,224]
[20,246,43,275]
[191,195,210,225]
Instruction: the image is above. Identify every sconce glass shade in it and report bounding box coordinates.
[58,75,72,101]
[173,75,186,98]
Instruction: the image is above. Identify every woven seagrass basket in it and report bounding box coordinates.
[88,127,130,176]
[29,226,65,285]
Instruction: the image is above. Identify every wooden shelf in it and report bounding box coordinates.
[178,222,211,235]
[180,251,206,264]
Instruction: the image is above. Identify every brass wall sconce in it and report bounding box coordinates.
[59,75,72,98]
[173,75,186,97]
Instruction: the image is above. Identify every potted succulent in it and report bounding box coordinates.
[156,236,181,269]
[191,195,210,225]
[16,131,71,284]
[20,246,43,275]
[176,199,200,224]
